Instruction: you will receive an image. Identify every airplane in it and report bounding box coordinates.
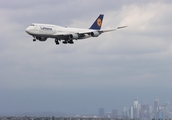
[25,14,127,45]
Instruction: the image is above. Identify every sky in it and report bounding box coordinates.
[0,0,172,116]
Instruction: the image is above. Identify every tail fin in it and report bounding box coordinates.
[89,14,104,30]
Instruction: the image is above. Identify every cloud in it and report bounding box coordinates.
[1,1,172,88]
[1,0,172,87]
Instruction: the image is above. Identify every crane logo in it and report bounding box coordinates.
[97,18,102,27]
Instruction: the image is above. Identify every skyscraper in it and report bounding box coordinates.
[148,105,153,114]
[129,106,133,119]
[112,109,118,118]
[148,105,153,119]
[122,107,128,119]
[133,99,139,119]
[154,99,159,119]
[133,99,138,108]
[165,101,170,117]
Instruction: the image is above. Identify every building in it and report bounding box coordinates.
[112,109,118,118]
[154,99,159,119]
[133,99,138,108]
[148,105,153,120]
[122,107,128,119]
[133,99,139,119]
[165,101,171,118]
[129,106,133,119]
[99,108,105,117]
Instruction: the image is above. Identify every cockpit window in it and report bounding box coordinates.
[30,24,35,26]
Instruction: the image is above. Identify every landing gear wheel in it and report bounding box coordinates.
[33,39,36,41]
[55,39,59,45]
[63,41,68,44]
[68,40,74,44]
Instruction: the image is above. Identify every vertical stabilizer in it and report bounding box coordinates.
[89,14,104,30]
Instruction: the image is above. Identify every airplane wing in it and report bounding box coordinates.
[54,25,127,40]
[78,26,127,35]
[55,26,127,36]
[100,26,127,33]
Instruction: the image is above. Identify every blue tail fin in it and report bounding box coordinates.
[89,14,104,30]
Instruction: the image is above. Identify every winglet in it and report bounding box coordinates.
[117,26,128,29]
[89,14,104,30]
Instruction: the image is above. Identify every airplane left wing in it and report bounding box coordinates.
[78,26,127,35]
[100,26,127,33]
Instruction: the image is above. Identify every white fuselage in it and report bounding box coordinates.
[25,23,97,40]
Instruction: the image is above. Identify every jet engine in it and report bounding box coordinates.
[69,33,79,40]
[36,37,47,41]
[91,31,100,37]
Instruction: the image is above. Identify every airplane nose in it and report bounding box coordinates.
[25,27,30,33]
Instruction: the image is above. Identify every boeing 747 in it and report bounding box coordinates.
[25,14,127,45]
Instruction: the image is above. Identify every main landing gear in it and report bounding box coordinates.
[62,40,74,44]
[62,41,68,44]
[55,39,74,45]
[55,39,60,45]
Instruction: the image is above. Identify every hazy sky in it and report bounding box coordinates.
[0,0,172,116]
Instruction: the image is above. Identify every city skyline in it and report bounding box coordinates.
[99,98,171,119]
[0,98,171,117]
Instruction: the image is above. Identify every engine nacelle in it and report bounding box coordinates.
[69,33,79,40]
[36,37,47,41]
[91,31,100,37]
